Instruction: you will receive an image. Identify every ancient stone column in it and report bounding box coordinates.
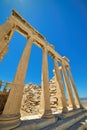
[40,47,53,118]
[67,66,81,107]
[0,37,33,129]
[54,58,68,112]
[61,61,76,109]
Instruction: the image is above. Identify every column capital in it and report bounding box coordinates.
[59,66,62,70]
[27,36,34,41]
[42,45,47,49]
[54,56,57,60]
[66,64,70,69]
[62,56,70,62]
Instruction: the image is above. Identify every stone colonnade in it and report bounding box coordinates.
[0,10,81,129]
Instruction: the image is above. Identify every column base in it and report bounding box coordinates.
[62,107,68,113]
[0,113,21,130]
[80,104,84,109]
[40,109,54,119]
[57,106,68,113]
[73,105,77,110]
[68,105,77,110]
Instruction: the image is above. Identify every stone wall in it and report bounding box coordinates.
[20,76,58,116]
[21,83,41,116]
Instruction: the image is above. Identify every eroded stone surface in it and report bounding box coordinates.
[20,76,58,116]
[0,10,82,130]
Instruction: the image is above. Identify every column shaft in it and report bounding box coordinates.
[61,62,76,109]
[67,67,81,107]
[3,38,33,115]
[40,47,52,117]
[54,58,67,112]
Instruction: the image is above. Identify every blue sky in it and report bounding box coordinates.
[0,0,87,98]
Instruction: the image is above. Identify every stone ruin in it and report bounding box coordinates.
[0,76,62,116]
[21,76,58,116]
[0,10,86,130]
[21,83,41,115]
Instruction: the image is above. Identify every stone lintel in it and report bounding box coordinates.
[8,10,62,61]
[12,10,45,40]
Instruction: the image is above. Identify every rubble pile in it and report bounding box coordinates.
[21,76,58,116]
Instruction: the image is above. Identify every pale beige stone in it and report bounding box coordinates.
[54,58,68,112]
[0,21,14,61]
[40,47,52,117]
[67,66,81,107]
[0,10,82,129]
[61,61,76,109]
[3,38,33,115]
[0,38,33,129]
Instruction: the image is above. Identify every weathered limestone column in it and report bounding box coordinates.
[61,61,76,109]
[40,47,53,118]
[0,37,33,129]
[67,66,81,107]
[54,58,68,112]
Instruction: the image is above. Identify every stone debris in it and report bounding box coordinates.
[20,76,58,116]
[21,83,41,116]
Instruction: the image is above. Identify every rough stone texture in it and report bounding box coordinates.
[0,22,14,61]
[0,10,82,130]
[49,77,58,112]
[20,76,58,116]
[21,83,41,116]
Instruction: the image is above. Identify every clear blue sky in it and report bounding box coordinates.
[0,0,87,98]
